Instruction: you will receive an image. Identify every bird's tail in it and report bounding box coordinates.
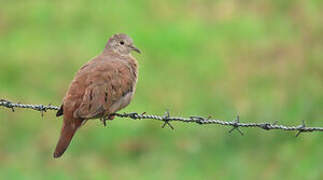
[53,120,82,158]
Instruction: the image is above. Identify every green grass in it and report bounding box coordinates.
[0,0,323,179]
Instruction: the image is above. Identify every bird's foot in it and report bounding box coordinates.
[108,114,115,120]
[126,112,141,119]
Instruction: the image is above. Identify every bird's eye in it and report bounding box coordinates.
[120,41,125,45]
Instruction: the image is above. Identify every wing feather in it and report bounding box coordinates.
[72,60,135,119]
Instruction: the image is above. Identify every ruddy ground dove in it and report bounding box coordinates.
[54,33,141,158]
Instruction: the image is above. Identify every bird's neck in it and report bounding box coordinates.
[102,48,117,56]
[101,48,138,68]
[101,48,138,81]
[102,48,130,58]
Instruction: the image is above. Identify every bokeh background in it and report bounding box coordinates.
[0,0,322,179]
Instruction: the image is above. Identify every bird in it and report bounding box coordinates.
[54,33,141,158]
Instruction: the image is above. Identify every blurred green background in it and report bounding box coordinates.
[0,0,322,179]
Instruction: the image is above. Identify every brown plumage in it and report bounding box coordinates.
[54,33,141,158]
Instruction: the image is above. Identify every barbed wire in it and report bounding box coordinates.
[1,98,323,136]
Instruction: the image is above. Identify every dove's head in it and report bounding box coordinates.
[105,33,141,55]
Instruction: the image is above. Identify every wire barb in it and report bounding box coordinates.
[295,120,306,137]
[1,99,323,135]
[161,110,174,130]
[228,115,244,136]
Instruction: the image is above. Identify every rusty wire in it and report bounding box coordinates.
[1,98,323,136]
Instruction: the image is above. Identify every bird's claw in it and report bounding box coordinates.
[228,115,244,136]
[162,110,174,130]
[126,112,140,119]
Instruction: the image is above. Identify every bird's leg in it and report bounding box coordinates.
[100,114,115,127]
[100,117,107,127]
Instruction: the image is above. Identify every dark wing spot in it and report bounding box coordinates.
[89,90,93,101]
[122,90,127,97]
[104,92,108,102]
[56,105,64,117]
[122,86,133,96]
[80,64,89,70]
[111,85,116,91]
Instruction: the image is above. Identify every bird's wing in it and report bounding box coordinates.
[73,60,135,119]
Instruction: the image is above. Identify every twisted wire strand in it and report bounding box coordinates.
[1,99,323,136]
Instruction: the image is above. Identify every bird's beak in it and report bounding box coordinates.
[129,45,141,54]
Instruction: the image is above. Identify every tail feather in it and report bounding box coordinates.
[53,121,81,158]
